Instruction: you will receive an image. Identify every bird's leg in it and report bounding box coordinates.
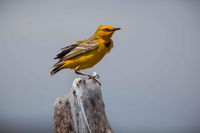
[75,70,90,76]
[75,70,101,86]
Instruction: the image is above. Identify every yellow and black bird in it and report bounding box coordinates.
[50,25,120,83]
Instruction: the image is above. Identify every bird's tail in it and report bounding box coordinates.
[50,63,63,75]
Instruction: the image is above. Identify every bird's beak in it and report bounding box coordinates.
[113,27,121,31]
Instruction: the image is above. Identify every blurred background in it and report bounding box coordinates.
[0,0,200,133]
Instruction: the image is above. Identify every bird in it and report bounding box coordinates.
[50,25,120,85]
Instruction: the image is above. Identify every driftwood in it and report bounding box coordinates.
[54,72,114,133]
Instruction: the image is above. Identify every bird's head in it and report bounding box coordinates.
[94,25,121,40]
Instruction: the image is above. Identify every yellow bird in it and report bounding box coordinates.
[50,25,120,83]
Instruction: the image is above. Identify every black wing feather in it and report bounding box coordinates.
[54,44,78,59]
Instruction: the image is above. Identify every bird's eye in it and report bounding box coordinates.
[103,28,110,32]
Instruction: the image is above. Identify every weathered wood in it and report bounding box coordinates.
[54,72,114,133]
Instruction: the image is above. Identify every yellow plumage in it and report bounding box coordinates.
[50,25,120,75]
[62,39,113,70]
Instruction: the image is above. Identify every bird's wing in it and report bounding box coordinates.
[54,44,78,59]
[60,39,99,61]
[54,38,99,64]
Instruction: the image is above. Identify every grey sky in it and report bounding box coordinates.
[0,0,200,133]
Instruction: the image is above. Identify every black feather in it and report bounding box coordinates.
[105,41,111,47]
[54,44,78,59]
[50,63,63,75]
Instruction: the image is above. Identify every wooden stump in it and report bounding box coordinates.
[54,72,114,133]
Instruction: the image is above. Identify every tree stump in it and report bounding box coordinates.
[54,72,114,133]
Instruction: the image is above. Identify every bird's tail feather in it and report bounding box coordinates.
[50,64,63,75]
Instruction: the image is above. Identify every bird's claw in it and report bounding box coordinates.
[92,72,100,79]
[88,75,101,86]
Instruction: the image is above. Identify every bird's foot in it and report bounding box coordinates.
[88,72,101,86]
[92,72,100,79]
[75,70,101,86]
